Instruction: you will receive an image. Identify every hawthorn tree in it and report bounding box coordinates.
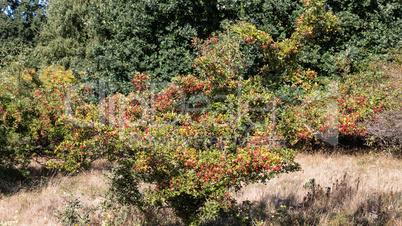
[48,1,351,224]
[0,0,394,224]
[0,0,394,223]
[0,65,80,174]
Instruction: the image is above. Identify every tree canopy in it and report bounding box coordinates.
[0,0,46,67]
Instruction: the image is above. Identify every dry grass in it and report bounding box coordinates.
[1,153,401,225]
[236,152,402,225]
[0,160,111,225]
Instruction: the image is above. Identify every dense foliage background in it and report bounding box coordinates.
[2,0,400,90]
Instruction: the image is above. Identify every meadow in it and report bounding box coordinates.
[1,0,401,225]
[0,152,400,225]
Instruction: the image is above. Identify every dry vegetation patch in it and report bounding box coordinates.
[235,153,401,225]
[1,153,400,225]
[365,55,402,155]
[0,160,111,225]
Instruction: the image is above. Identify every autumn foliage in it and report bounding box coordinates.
[0,0,395,224]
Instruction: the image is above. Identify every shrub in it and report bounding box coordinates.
[0,0,395,224]
[50,1,343,224]
[0,65,81,171]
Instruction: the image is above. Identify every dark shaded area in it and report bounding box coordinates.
[0,162,57,195]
